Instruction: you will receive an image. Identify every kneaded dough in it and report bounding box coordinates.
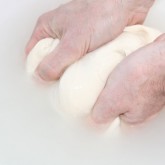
[26,25,161,117]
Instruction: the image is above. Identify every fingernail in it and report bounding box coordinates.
[37,62,55,81]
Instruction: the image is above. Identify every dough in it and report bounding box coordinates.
[26,25,161,117]
[26,39,59,74]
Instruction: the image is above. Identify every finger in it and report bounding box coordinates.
[37,33,87,81]
[91,84,123,124]
[25,15,56,55]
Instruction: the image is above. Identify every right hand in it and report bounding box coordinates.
[92,34,165,125]
[26,0,154,81]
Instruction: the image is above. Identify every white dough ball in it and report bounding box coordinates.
[26,25,161,117]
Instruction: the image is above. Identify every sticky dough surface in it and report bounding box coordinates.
[26,25,161,117]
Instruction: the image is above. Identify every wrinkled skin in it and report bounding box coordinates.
[25,0,165,125]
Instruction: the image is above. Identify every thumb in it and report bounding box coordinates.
[37,34,86,81]
[91,84,122,124]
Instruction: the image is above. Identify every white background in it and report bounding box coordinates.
[0,0,165,165]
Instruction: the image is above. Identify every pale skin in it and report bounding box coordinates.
[26,0,165,125]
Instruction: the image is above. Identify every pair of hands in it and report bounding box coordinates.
[26,0,165,125]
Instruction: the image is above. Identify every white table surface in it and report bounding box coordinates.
[0,0,165,165]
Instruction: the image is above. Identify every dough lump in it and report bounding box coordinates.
[26,25,161,117]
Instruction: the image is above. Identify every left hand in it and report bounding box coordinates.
[92,34,165,125]
[25,0,154,81]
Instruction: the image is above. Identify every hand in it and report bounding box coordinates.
[92,34,165,125]
[26,0,154,81]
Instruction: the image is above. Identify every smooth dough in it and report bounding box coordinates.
[26,25,161,117]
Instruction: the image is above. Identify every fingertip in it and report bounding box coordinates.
[91,109,107,124]
[91,102,111,124]
[25,43,32,56]
[37,58,61,81]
